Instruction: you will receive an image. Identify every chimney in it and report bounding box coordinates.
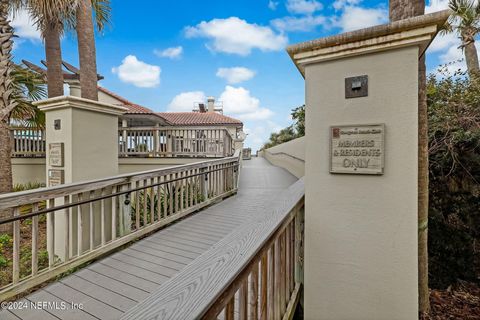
[207,96,215,113]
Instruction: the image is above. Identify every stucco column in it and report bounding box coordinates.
[287,11,449,320]
[36,96,126,261]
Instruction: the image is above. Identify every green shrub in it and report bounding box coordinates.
[0,255,7,268]
[0,234,12,247]
[427,68,480,288]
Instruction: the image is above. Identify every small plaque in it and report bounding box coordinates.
[48,169,64,186]
[345,75,368,98]
[49,143,64,167]
[330,124,384,175]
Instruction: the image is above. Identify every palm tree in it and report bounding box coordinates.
[10,64,47,126]
[21,0,109,100]
[19,0,76,98]
[0,0,16,233]
[0,63,46,233]
[444,0,480,75]
[389,0,430,315]
[75,0,110,101]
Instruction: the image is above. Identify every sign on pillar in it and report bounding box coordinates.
[287,11,449,320]
[36,95,126,262]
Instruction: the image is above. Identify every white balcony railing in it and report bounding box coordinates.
[9,126,234,158]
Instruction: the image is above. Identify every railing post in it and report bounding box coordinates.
[294,204,304,288]
[121,119,128,157]
[154,125,160,157]
[118,184,132,236]
[200,167,209,200]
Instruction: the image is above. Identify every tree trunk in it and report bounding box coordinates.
[76,0,98,101]
[0,0,14,234]
[464,40,480,76]
[44,23,64,98]
[389,0,430,315]
[418,54,430,315]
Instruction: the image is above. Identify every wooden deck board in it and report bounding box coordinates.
[44,282,123,320]
[8,158,297,320]
[27,289,98,320]
[0,310,22,320]
[7,298,59,320]
[75,269,150,302]
[60,276,137,312]
[86,264,158,293]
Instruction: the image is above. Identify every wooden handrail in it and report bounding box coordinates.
[120,178,305,320]
[0,150,242,302]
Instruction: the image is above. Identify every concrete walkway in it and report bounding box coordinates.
[1,157,297,320]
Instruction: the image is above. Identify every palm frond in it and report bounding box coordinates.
[91,0,111,32]
[9,65,47,128]
[26,0,78,36]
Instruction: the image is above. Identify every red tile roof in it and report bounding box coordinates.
[156,112,243,126]
[98,86,154,114]
[98,87,242,126]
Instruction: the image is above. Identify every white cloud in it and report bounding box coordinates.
[185,17,288,56]
[268,0,279,10]
[425,0,449,13]
[216,67,256,84]
[111,55,161,88]
[335,6,388,32]
[244,120,283,151]
[429,32,458,53]
[271,15,325,32]
[167,91,206,111]
[219,85,274,121]
[332,0,361,10]
[154,46,183,59]
[9,9,41,41]
[286,0,323,14]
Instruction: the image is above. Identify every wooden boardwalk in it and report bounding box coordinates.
[1,157,297,320]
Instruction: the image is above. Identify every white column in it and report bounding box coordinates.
[287,11,449,320]
[37,96,126,260]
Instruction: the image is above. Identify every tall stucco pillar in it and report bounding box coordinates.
[36,96,126,261]
[287,11,449,319]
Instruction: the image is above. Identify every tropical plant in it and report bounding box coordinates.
[443,0,480,76]
[12,0,77,98]
[0,0,19,234]
[9,64,46,127]
[0,20,46,235]
[21,0,111,99]
[427,67,480,289]
[389,0,429,314]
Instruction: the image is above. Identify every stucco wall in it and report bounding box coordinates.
[12,158,46,185]
[304,46,419,319]
[263,137,305,178]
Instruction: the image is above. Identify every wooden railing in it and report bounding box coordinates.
[0,150,241,301]
[118,127,234,158]
[121,178,305,320]
[9,126,234,158]
[10,127,46,157]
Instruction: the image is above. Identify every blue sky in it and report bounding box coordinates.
[9,0,475,151]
